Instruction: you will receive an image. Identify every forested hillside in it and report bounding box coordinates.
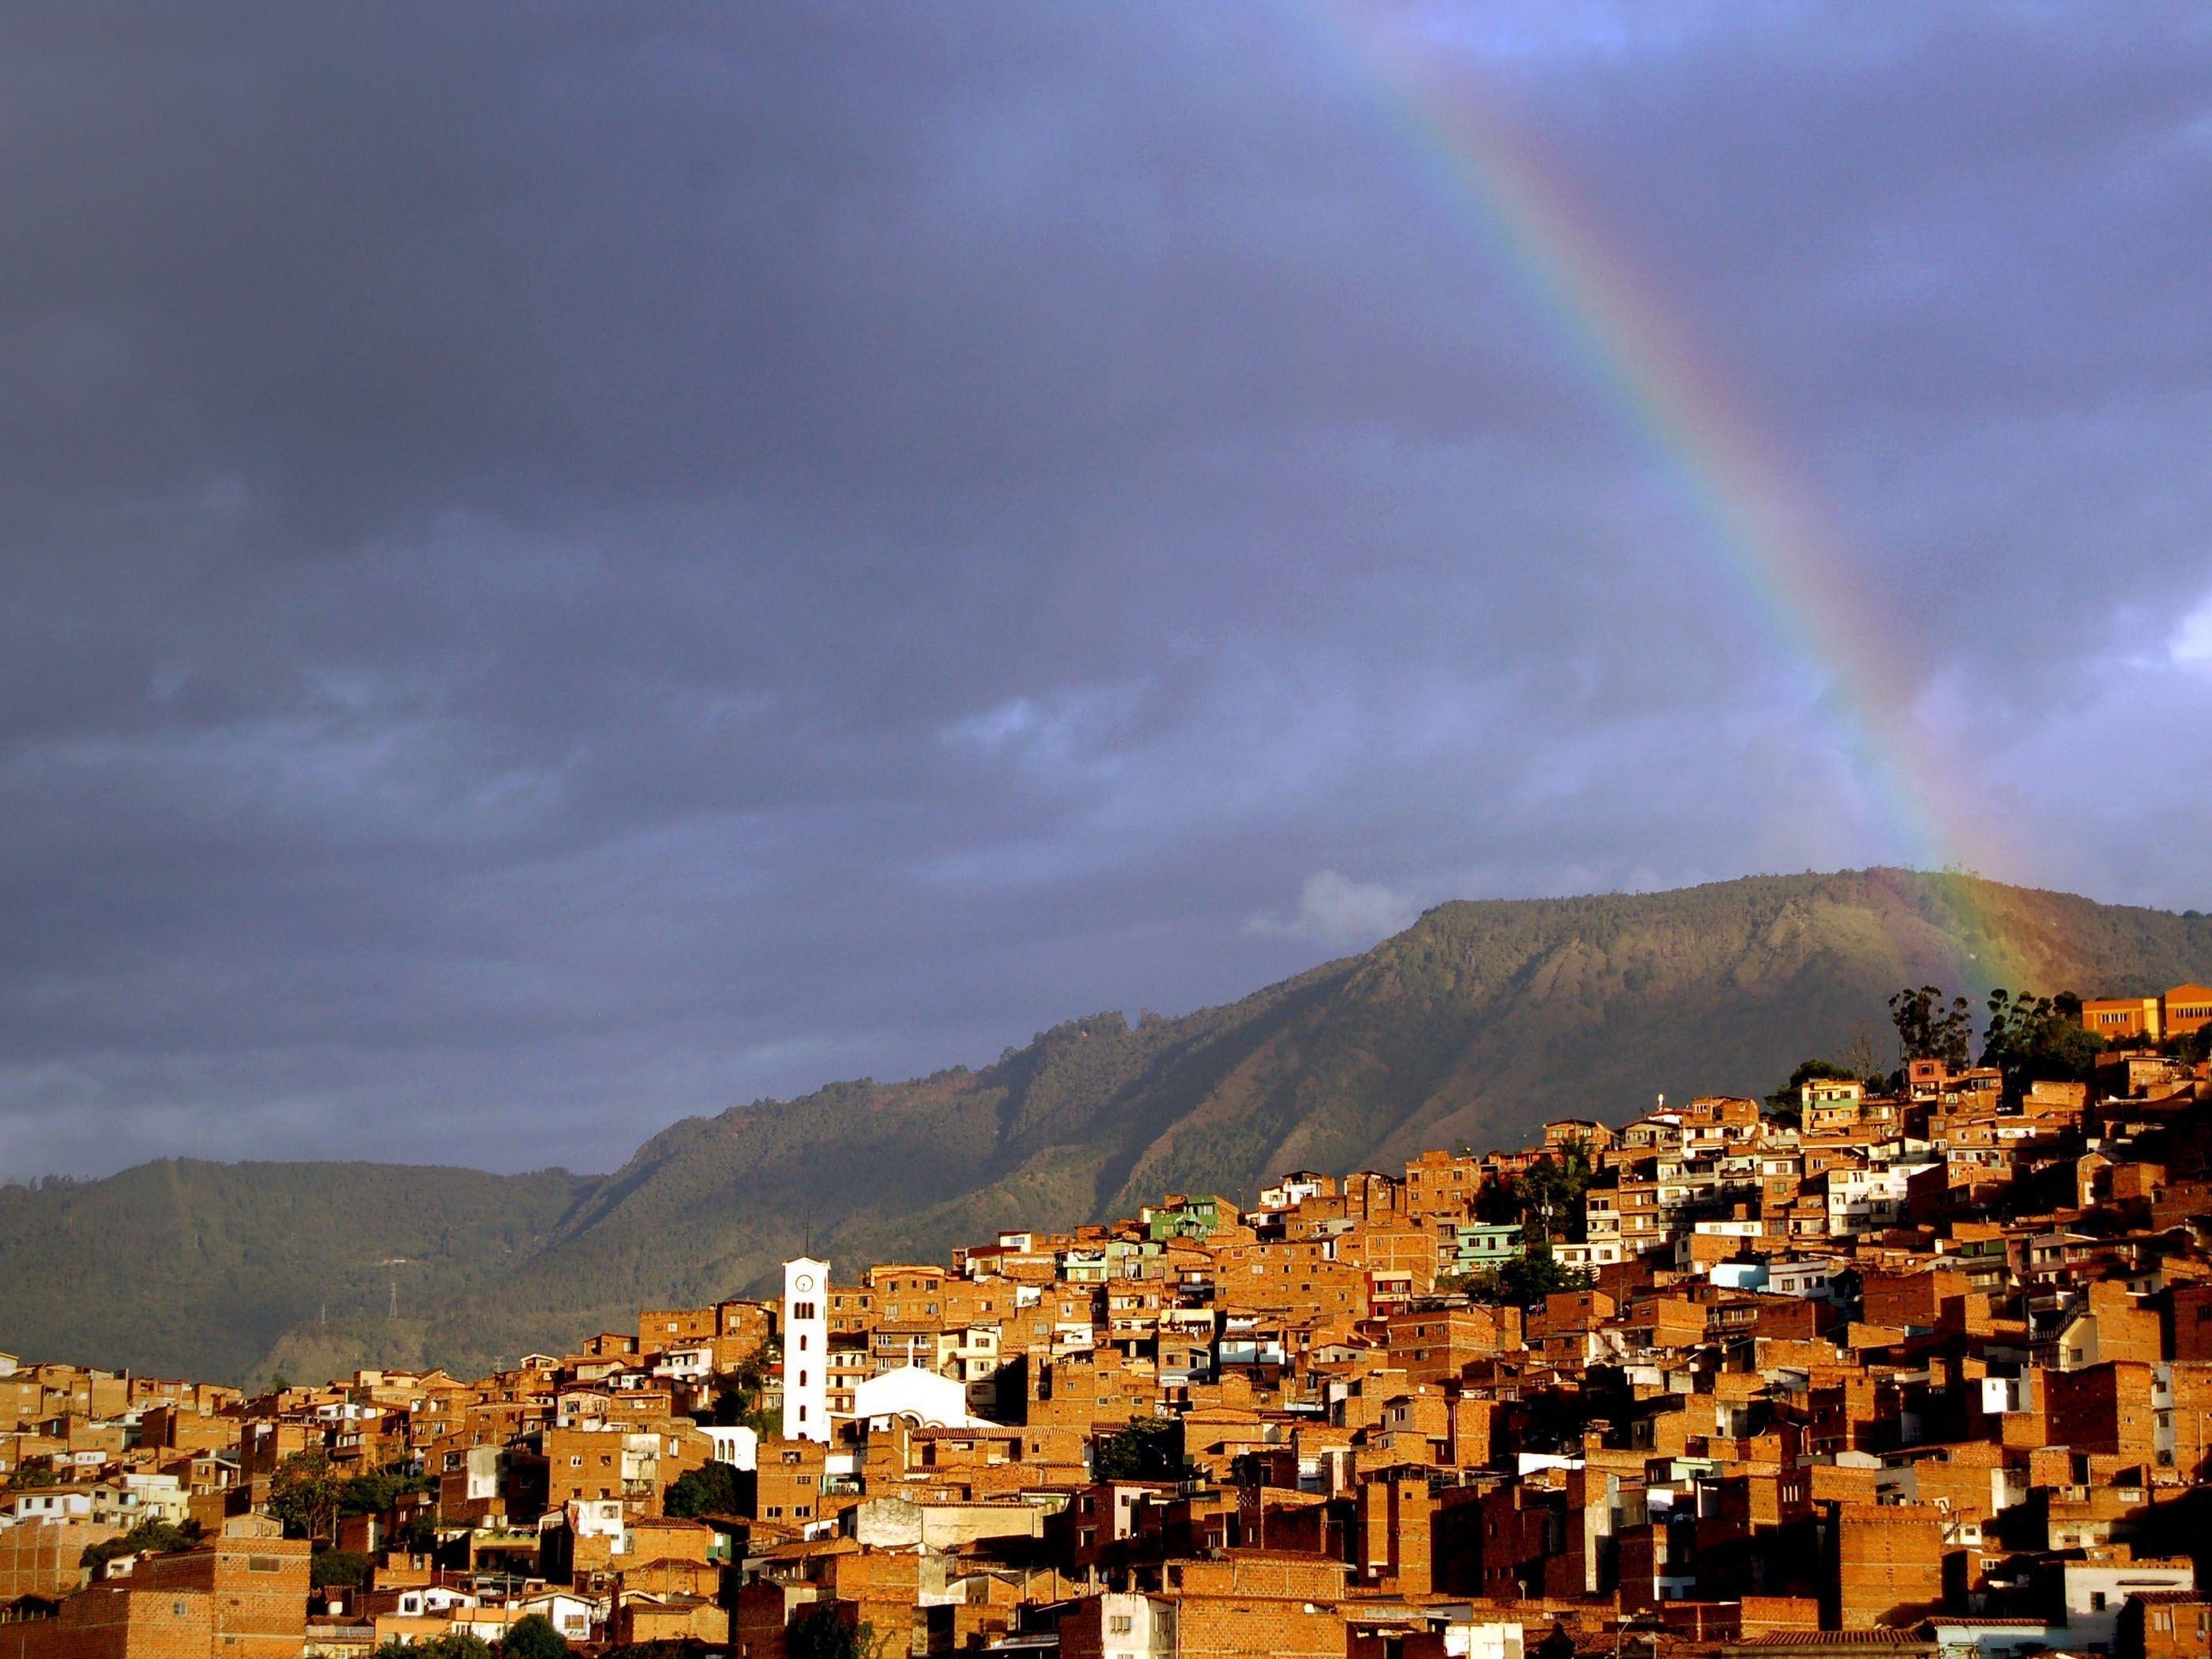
[0,1162,593,1382]
[6,868,2207,1384]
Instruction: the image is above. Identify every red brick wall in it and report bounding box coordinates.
[0,1525,119,1601]
[1829,1504,1943,1629]
[2168,1288,2212,1364]
[2120,1597,2212,1659]
[2046,1363,2157,1460]
[1171,1593,1344,1659]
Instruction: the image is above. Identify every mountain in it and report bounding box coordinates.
[0,1162,592,1385]
[5,867,2207,1385]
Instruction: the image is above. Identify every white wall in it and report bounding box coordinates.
[781,1257,830,1443]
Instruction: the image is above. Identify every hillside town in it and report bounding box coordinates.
[6,986,2212,1659]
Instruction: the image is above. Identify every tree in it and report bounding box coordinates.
[1981,988,2105,1093]
[1446,1243,1595,1311]
[1091,1416,1190,1482]
[1472,1145,1593,1244]
[82,1519,201,1574]
[1765,1058,1860,1119]
[502,1614,569,1659]
[1471,1173,1522,1226]
[269,1448,344,1544]
[371,1635,491,1659]
[1839,1018,1887,1089]
[1889,985,1973,1069]
[663,1461,749,1520]
[310,1549,370,1589]
[703,1343,779,1433]
[788,1606,891,1659]
[338,1464,434,1522]
[1515,1144,1594,1243]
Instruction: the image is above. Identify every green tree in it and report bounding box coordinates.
[1889,986,1973,1069]
[1090,1416,1190,1482]
[663,1461,749,1520]
[371,1635,492,1659]
[788,1605,891,1659]
[1766,1058,1858,1112]
[1446,1243,1596,1311]
[501,1613,569,1659]
[310,1549,370,1589]
[269,1448,345,1543]
[82,1519,201,1573]
[703,1342,779,1432]
[338,1464,435,1521]
[1511,1144,1594,1244]
[1981,988,2105,1093]
[1471,1172,1522,1226]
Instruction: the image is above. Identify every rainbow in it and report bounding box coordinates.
[1300,5,2018,890]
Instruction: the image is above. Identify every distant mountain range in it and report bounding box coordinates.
[5,867,2207,1387]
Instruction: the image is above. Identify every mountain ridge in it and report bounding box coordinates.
[4,867,2206,1385]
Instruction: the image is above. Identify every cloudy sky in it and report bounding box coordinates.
[6,3,2210,1179]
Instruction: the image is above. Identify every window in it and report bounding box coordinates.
[1109,1616,1134,1635]
[247,1556,282,1574]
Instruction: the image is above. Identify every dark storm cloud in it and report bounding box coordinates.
[3,2,2210,1176]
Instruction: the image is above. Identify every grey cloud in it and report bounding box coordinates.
[0,2,2207,1176]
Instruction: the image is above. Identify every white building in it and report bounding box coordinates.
[1086,1592,1176,1659]
[1826,1161,1937,1236]
[2056,1559,2195,1650]
[851,1364,995,1430]
[1766,1257,1843,1300]
[700,1425,758,1470]
[782,1257,830,1443]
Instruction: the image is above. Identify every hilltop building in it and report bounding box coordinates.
[2081,983,2212,1041]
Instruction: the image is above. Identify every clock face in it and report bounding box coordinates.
[793,1273,815,1292]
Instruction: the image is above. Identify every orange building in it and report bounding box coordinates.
[0,1522,309,1659]
[2081,984,2212,1042]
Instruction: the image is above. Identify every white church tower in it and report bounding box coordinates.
[781,1256,830,1443]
